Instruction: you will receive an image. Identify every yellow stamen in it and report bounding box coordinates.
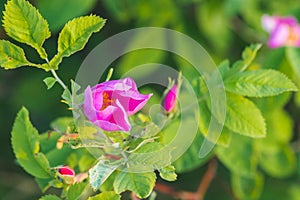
[100,92,114,110]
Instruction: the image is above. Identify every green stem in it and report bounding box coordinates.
[50,69,67,90]
[45,58,67,90]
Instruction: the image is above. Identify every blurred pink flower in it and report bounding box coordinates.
[262,14,300,48]
[163,84,178,112]
[84,77,152,132]
[74,172,88,183]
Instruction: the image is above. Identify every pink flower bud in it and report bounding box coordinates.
[57,166,75,185]
[163,85,178,112]
[58,166,75,176]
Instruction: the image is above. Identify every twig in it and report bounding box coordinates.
[154,158,218,200]
[131,192,140,200]
[154,182,179,197]
[195,158,217,200]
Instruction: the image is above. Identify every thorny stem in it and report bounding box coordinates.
[154,158,218,200]
[45,58,67,90]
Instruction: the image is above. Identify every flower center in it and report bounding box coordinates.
[287,26,300,45]
[100,92,114,110]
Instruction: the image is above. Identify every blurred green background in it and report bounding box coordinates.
[1,0,300,199]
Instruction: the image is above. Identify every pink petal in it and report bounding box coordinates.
[262,15,277,32]
[115,92,152,115]
[268,24,290,48]
[58,166,75,176]
[84,86,98,122]
[163,85,178,112]
[93,102,131,132]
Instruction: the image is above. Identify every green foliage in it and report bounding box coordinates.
[196,1,231,52]
[89,160,119,190]
[231,44,262,72]
[198,99,231,147]
[11,107,51,178]
[224,93,266,138]
[113,171,156,198]
[88,191,121,200]
[216,134,257,177]
[261,179,300,200]
[258,144,296,178]
[225,70,298,97]
[67,182,87,200]
[43,77,57,90]
[158,165,177,181]
[286,47,300,79]
[127,142,171,171]
[47,15,106,69]
[172,131,213,173]
[37,0,97,32]
[39,195,62,200]
[259,109,293,144]
[35,177,54,192]
[0,40,32,69]
[100,171,119,192]
[3,0,50,58]
[2,1,300,199]
[231,172,264,200]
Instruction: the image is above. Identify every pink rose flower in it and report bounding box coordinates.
[163,84,178,112]
[262,14,300,48]
[84,77,152,132]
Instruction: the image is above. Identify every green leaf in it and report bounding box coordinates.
[230,44,262,73]
[216,134,258,177]
[3,0,50,58]
[225,70,298,97]
[259,109,293,144]
[35,177,53,192]
[198,100,231,147]
[127,142,171,171]
[43,77,57,90]
[89,160,119,190]
[218,59,230,78]
[158,165,177,181]
[113,171,156,198]
[11,107,51,178]
[172,131,212,173]
[231,172,264,200]
[100,171,119,192]
[78,153,96,172]
[0,40,32,69]
[159,119,211,173]
[61,88,72,107]
[50,117,74,133]
[67,182,87,200]
[286,47,300,79]
[45,145,73,167]
[88,191,121,200]
[49,15,106,69]
[258,144,296,178]
[39,195,62,200]
[225,93,266,138]
[253,92,291,113]
[261,179,300,200]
